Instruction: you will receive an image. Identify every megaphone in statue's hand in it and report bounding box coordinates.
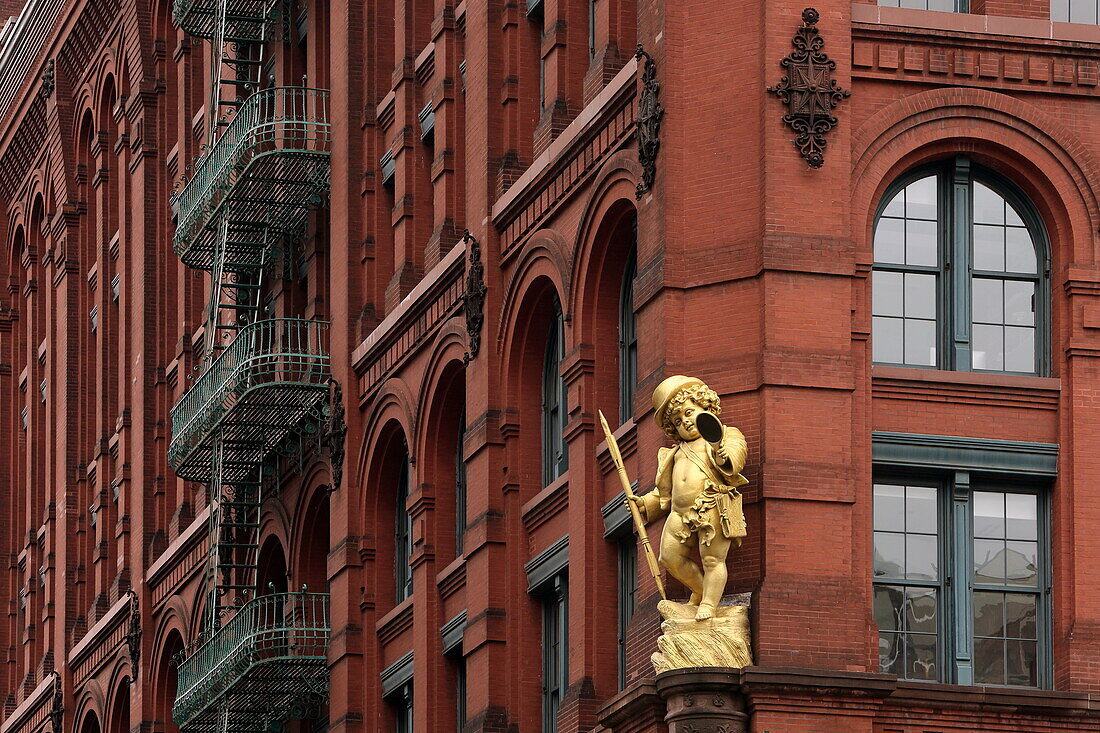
[695,410,724,445]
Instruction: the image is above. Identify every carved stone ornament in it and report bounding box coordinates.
[634,44,663,198]
[39,59,55,100]
[48,672,63,733]
[767,8,850,169]
[124,590,141,678]
[324,378,348,491]
[462,230,487,364]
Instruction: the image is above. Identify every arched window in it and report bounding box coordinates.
[395,455,412,602]
[542,297,568,486]
[872,157,1048,375]
[619,246,637,423]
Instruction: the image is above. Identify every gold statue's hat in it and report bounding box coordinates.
[652,375,704,426]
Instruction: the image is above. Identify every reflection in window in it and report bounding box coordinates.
[872,478,1047,687]
[872,160,1046,375]
[873,483,940,681]
[1052,0,1099,24]
[972,491,1040,686]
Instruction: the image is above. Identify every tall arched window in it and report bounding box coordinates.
[395,455,412,602]
[872,157,1048,375]
[542,297,568,486]
[455,409,466,556]
[619,247,637,423]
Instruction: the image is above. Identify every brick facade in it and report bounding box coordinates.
[0,0,1099,732]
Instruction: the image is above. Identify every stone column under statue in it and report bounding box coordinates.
[600,376,754,733]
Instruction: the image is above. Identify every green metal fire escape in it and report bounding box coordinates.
[168,0,332,730]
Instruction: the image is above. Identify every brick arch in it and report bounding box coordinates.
[257,498,293,589]
[852,87,1100,267]
[150,624,185,733]
[73,681,106,733]
[496,227,571,355]
[288,472,333,591]
[104,658,132,733]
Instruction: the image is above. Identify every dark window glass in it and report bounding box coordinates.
[396,459,413,602]
[393,682,414,733]
[456,657,466,732]
[542,574,568,732]
[872,161,1046,375]
[542,300,568,486]
[619,246,638,423]
[617,539,637,690]
[455,410,466,556]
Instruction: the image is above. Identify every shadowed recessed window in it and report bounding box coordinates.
[542,297,568,486]
[872,158,1048,375]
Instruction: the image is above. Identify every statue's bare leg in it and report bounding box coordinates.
[696,534,731,620]
[658,513,704,604]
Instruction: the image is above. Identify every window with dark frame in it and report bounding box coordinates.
[395,457,413,603]
[873,476,1048,687]
[391,681,414,733]
[455,409,466,556]
[455,655,466,732]
[872,158,1048,376]
[616,539,637,690]
[619,246,638,424]
[542,299,568,486]
[541,573,568,733]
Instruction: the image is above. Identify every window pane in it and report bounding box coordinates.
[972,324,1004,371]
[1006,640,1038,687]
[972,278,1003,324]
[1006,494,1038,541]
[874,584,903,631]
[973,182,1005,225]
[1005,326,1036,373]
[974,491,1006,538]
[906,220,938,267]
[874,531,905,578]
[873,316,904,364]
[875,217,904,265]
[904,273,936,320]
[873,271,903,318]
[906,176,938,220]
[1006,227,1037,274]
[879,632,903,675]
[1051,0,1068,22]
[1004,281,1035,326]
[1005,595,1038,640]
[873,484,905,532]
[906,634,938,680]
[974,638,1006,685]
[975,539,1008,584]
[973,224,1005,271]
[906,485,938,534]
[1006,541,1039,587]
[904,319,937,366]
[882,187,904,218]
[906,587,937,634]
[906,533,938,581]
[973,591,1005,637]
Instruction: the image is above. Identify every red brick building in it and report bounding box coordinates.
[1,0,1100,730]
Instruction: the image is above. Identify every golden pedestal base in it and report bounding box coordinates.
[651,599,753,674]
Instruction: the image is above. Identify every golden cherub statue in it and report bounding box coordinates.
[599,375,753,672]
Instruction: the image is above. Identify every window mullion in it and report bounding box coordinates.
[951,157,972,372]
[951,470,974,685]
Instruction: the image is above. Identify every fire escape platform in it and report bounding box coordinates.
[173,86,331,273]
[173,0,272,42]
[168,318,331,484]
[172,592,330,733]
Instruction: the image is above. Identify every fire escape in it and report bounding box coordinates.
[168,1,332,731]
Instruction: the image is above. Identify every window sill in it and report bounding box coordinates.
[522,473,569,533]
[872,364,1060,391]
[376,596,414,645]
[436,554,466,600]
[890,680,1086,709]
[852,3,1100,45]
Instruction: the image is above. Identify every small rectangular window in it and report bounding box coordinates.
[617,540,637,690]
[877,0,966,10]
[541,574,568,732]
[391,681,414,733]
